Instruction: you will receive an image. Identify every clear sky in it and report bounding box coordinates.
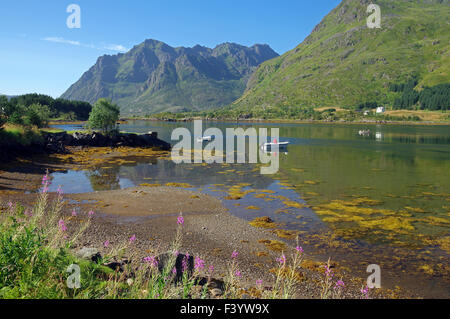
[0,0,340,98]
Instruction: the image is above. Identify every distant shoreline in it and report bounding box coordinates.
[120,117,450,126]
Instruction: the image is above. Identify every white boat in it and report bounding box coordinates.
[260,140,290,151]
[196,135,214,143]
[358,129,371,136]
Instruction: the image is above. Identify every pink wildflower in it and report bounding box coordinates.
[143,256,158,268]
[231,250,239,259]
[177,215,184,225]
[58,219,67,232]
[182,254,190,272]
[335,280,345,289]
[361,285,370,299]
[129,234,136,243]
[194,256,205,270]
[324,265,334,278]
[276,254,286,265]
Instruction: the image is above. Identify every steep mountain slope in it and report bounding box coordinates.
[231,0,449,113]
[61,40,278,115]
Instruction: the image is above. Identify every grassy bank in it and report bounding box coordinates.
[0,124,43,147]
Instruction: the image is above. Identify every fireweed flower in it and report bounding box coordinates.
[88,210,94,217]
[231,250,239,259]
[129,234,136,243]
[256,279,263,287]
[235,270,242,277]
[335,280,345,289]
[172,267,177,275]
[361,285,370,299]
[58,219,67,232]
[41,173,51,193]
[177,215,184,226]
[194,257,205,270]
[104,240,110,248]
[42,174,49,184]
[324,265,334,278]
[296,246,304,254]
[276,254,286,265]
[182,254,190,272]
[144,256,158,268]
[72,210,77,217]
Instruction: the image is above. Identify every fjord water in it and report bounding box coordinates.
[51,121,450,297]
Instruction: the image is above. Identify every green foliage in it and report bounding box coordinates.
[9,93,92,120]
[0,124,43,147]
[87,98,120,134]
[8,111,24,125]
[231,0,450,113]
[392,81,450,110]
[23,104,51,128]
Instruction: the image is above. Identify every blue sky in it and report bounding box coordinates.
[0,0,339,97]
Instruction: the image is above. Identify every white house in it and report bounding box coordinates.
[376,106,385,114]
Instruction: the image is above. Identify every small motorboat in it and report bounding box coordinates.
[358,129,371,136]
[260,139,290,151]
[196,135,214,143]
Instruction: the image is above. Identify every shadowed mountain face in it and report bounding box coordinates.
[231,0,449,112]
[61,40,278,115]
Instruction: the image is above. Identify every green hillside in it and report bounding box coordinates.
[230,0,449,115]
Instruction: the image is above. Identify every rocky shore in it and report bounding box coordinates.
[1,131,171,160]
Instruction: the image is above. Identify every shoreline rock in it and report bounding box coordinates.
[1,131,171,161]
[44,131,171,153]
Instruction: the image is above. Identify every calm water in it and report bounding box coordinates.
[51,120,450,297]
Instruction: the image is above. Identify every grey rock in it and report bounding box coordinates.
[75,247,102,263]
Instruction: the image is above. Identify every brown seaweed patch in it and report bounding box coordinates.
[269,267,304,283]
[258,239,286,252]
[272,229,299,239]
[255,251,269,257]
[282,200,304,209]
[139,183,161,187]
[165,182,192,188]
[249,217,277,229]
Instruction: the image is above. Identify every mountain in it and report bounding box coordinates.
[61,40,278,115]
[230,0,449,114]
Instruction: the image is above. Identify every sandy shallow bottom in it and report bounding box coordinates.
[0,154,419,299]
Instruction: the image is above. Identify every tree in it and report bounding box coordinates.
[87,99,120,134]
[23,103,51,128]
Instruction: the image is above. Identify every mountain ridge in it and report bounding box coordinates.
[61,40,279,115]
